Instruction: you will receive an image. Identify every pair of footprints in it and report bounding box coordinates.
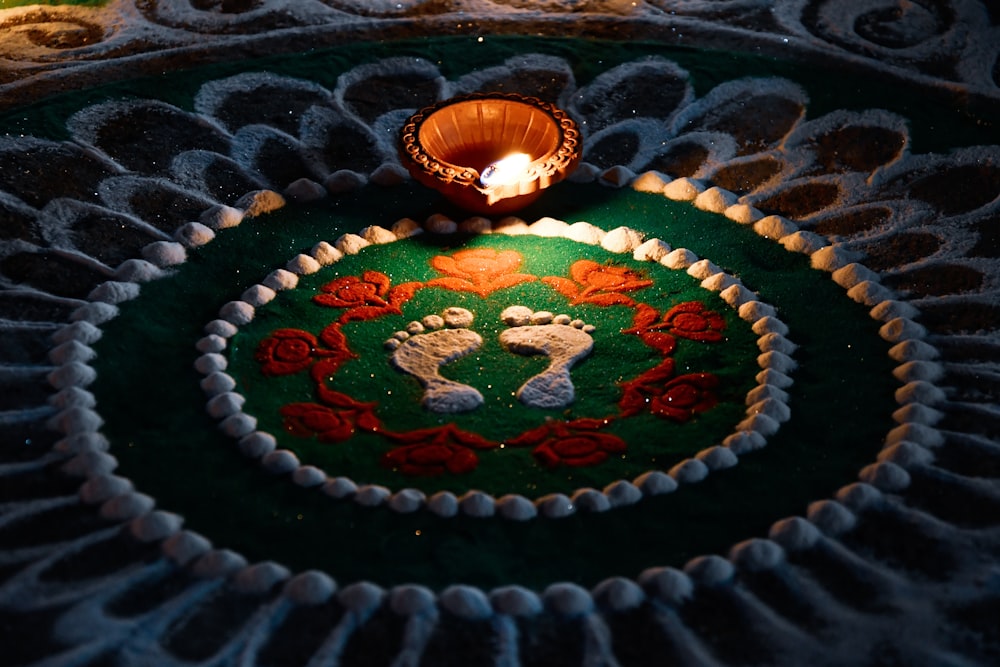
[384,306,596,413]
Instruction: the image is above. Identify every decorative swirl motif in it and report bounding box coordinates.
[0,10,106,58]
[1,0,997,102]
[787,0,978,84]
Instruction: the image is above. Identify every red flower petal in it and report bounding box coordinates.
[565,418,608,431]
[338,304,401,323]
[409,444,453,465]
[445,447,479,474]
[631,358,676,385]
[426,276,478,293]
[448,425,499,450]
[638,331,677,355]
[618,385,646,417]
[316,421,355,443]
[626,303,661,331]
[505,423,553,448]
[274,338,310,362]
[355,410,381,433]
[540,276,582,301]
[319,323,350,352]
[430,255,465,279]
[569,260,601,285]
[532,442,561,469]
[561,450,609,467]
[382,447,409,468]
[362,270,391,297]
[553,436,598,458]
[576,292,636,307]
[388,282,422,308]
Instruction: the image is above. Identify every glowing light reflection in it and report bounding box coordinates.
[478,152,531,187]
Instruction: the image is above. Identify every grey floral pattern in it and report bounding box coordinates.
[0,10,999,666]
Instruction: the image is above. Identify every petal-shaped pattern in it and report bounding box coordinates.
[453,53,576,106]
[969,211,1000,258]
[778,0,984,87]
[137,0,318,33]
[850,231,943,272]
[0,137,118,209]
[300,106,387,175]
[230,125,325,189]
[0,323,56,365]
[583,119,672,170]
[708,154,787,195]
[639,131,737,179]
[671,77,807,156]
[0,193,43,245]
[749,174,866,221]
[38,200,168,268]
[883,263,984,297]
[916,296,1000,335]
[334,57,447,125]
[159,586,261,661]
[0,289,81,323]
[98,176,218,234]
[170,150,269,202]
[807,202,930,239]
[783,109,909,178]
[195,72,335,135]
[68,100,230,174]
[877,147,1000,216]
[571,57,692,134]
[0,248,111,298]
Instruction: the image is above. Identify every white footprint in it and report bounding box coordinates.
[499,305,595,409]
[385,307,484,413]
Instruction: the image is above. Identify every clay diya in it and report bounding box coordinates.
[400,93,581,214]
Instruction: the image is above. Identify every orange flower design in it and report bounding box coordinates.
[427,249,535,297]
[542,260,653,307]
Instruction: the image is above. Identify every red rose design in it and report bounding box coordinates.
[382,442,480,476]
[257,324,356,377]
[313,270,420,322]
[533,432,627,468]
[619,359,719,422]
[507,418,625,469]
[280,402,380,443]
[659,302,726,342]
[314,270,391,308]
[649,374,719,421]
[427,248,535,297]
[256,329,321,376]
[542,260,652,307]
[381,423,497,476]
[623,304,677,355]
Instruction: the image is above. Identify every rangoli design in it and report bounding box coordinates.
[3,9,999,664]
[199,215,801,524]
[246,244,733,480]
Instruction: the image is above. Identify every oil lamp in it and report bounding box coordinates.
[399,93,581,214]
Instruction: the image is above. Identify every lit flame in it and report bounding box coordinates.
[478,153,532,188]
